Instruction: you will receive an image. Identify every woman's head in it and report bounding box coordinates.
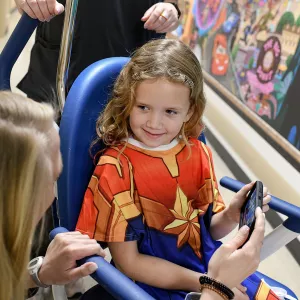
[0,92,61,299]
[97,39,206,147]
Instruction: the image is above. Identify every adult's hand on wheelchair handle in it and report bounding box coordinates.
[142,2,179,33]
[207,207,265,289]
[39,231,106,285]
[15,0,64,22]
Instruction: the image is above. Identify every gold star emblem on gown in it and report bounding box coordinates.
[164,185,203,259]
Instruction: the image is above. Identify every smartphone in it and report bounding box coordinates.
[239,181,263,245]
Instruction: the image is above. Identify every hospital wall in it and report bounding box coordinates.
[0,0,16,37]
[170,0,300,207]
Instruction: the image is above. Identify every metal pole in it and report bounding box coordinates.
[56,0,79,113]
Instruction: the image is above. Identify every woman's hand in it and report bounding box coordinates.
[14,0,64,22]
[207,207,265,289]
[141,3,179,33]
[232,287,249,300]
[38,231,106,285]
[225,182,271,223]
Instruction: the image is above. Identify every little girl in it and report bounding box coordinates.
[76,39,274,300]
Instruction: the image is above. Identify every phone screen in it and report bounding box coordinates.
[242,188,257,227]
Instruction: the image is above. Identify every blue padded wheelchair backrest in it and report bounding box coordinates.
[57,57,130,230]
[58,56,206,230]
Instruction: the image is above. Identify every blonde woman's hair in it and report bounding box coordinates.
[0,91,54,300]
[95,39,206,148]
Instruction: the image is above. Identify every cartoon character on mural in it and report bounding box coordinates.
[229,0,300,149]
[223,12,240,33]
[211,34,229,75]
[243,36,281,119]
[174,0,300,151]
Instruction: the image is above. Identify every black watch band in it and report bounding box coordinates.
[27,287,39,298]
[169,2,181,19]
[199,276,235,300]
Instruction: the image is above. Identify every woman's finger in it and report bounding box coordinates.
[141,4,156,21]
[236,283,247,293]
[226,225,250,250]
[154,18,172,32]
[37,0,52,20]
[144,5,163,29]
[262,194,271,205]
[26,0,45,21]
[156,21,178,33]
[262,204,269,213]
[245,207,265,249]
[263,187,268,197]
[20,1,37,18]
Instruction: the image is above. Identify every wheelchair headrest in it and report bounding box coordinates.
[57,57,130,230]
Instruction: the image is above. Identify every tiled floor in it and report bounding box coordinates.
[1,10,299,299]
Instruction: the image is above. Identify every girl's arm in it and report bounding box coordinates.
[209,209,239,240]
[210,182,270,240]
[108,241,202,292]
[209,183,251,240]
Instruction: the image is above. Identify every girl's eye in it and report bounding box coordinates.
[166,110,178,115]
[138,105,149,111]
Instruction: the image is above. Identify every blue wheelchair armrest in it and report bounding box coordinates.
[0,14,39,90]
[50,227,155,300]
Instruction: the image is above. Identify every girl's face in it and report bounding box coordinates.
[129,79,193,148]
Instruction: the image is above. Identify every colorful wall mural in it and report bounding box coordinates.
[170,0,300,163]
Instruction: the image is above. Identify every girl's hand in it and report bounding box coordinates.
[225,182,271,223]
[14,0,64,22]
[141,3,179,33]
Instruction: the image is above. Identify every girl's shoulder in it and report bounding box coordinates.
[188,137,207,148]
[96,144,131,165]
[188,137,213,157]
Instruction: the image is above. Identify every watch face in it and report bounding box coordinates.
[28,257,42,270]
[29,260,37,267]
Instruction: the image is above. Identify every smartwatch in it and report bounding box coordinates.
[27,256,50,288]
[169,2,182,19]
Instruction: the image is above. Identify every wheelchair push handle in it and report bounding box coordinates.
[50,227,155,300]
[0,0,77,113]
[0,14,39,90]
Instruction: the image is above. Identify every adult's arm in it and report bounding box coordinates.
[207,208,265,289]
[199,208,264,300]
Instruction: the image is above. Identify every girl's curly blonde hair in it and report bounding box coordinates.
[96,39,206,147]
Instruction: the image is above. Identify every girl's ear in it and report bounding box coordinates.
[185,105,194,122]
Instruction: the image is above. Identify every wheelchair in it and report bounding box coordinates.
[0,10,299,300]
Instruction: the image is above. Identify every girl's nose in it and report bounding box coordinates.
[146,113,162,129]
